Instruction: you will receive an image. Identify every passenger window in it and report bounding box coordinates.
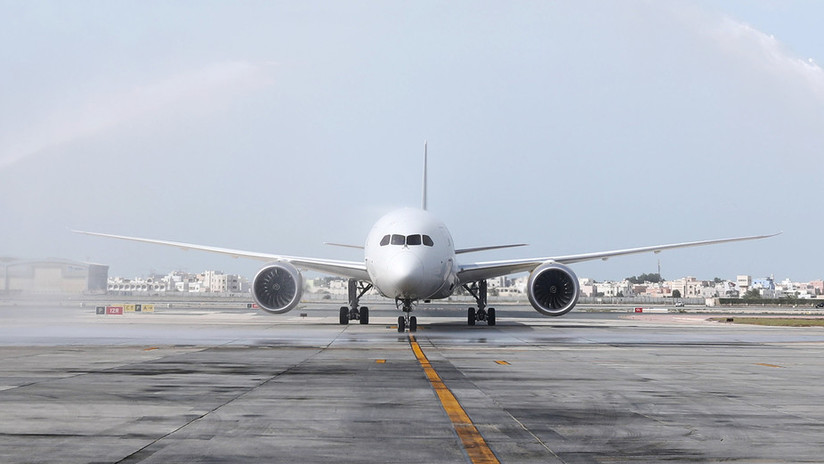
[423,235,434,246]
[391,234,405,245]
[406,234,422,246]
[380,235,390,246]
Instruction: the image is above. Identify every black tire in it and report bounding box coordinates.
[468,307,476,326]
[397,316,406,333]
[339,307,349,325]
[359,306,369,325]
[488,307,496,326]
[410,316,417,332]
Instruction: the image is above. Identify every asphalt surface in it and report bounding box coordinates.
[1,302,823,463]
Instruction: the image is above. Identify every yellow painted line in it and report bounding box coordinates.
[375,359,386,364]
[143,347,159,351]
[756,363,783,368]
[494,360,510,365]
[409,334,499,464]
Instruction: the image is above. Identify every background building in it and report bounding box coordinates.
[0,258,108,294]
[107,270,247,295]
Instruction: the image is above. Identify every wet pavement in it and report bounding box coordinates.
[1,303,823,463]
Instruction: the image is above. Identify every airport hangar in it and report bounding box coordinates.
[0,258,108,295]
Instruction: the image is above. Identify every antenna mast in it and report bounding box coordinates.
[422,141,428,210]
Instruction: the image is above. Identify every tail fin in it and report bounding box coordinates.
[422,141,428,210]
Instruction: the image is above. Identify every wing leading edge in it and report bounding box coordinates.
[72,230,370,281]
[457,232,781,284]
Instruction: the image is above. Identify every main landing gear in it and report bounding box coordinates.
[339,279,373,325]
[396,298,418,333]
[464,280,496,326]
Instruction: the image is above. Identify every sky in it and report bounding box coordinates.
[1,1,822,283]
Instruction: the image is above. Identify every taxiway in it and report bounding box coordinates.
[1,303,822,463]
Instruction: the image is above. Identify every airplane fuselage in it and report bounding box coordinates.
[364,208,459,301]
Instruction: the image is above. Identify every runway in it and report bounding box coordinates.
[1,302,823,463]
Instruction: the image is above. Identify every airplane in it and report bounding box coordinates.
[74,145,779,332]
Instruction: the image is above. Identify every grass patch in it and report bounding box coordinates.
[710,317,824,327]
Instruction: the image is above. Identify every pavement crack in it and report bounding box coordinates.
[114,345,331,464]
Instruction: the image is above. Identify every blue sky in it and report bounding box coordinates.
[1,1,821,282]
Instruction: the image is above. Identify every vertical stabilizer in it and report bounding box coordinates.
[422,141,428,210]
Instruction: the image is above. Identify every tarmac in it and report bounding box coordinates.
[1,302,823,463]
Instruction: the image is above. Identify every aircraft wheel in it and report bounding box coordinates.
[339,307,349,325]
[359,307,369,325]
[467,307,476,326]
[397,316,406,333]
[410,316,417,332]
[488,307,496,326]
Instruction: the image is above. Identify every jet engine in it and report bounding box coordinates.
[252,263,304,314]
[527,262,580,316]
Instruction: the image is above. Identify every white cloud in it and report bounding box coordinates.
[0,61,274,170]
[707,15,824,101]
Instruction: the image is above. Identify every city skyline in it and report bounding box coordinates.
[104,266,821,295]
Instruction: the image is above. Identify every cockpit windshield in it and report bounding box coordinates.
[380,234,434,247]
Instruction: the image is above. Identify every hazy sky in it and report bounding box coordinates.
[1,1,821,283]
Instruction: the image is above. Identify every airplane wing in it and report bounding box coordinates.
[72,230,371,281]
[456,232,781,284]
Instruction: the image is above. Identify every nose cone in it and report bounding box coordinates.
[384,252,425,298]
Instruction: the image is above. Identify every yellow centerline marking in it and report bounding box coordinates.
[375,359,386,364]
[494,360,510,365]
[756,363,783,368]
[409,334,500,464]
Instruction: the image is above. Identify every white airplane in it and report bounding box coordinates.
[74,146,779,332]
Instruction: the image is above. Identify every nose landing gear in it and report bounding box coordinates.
[396,298,418,333]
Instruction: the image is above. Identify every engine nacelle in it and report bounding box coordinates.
[252,262,304,314]
[527,262,580,317]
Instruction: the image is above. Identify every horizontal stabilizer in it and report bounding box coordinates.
[455,244,528,254]
[324,242,365,250]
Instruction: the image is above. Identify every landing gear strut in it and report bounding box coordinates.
[339,279,373,325]
[396,298,417,333]
[463,280,496,326]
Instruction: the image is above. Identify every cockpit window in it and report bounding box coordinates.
[383,233,434,246]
